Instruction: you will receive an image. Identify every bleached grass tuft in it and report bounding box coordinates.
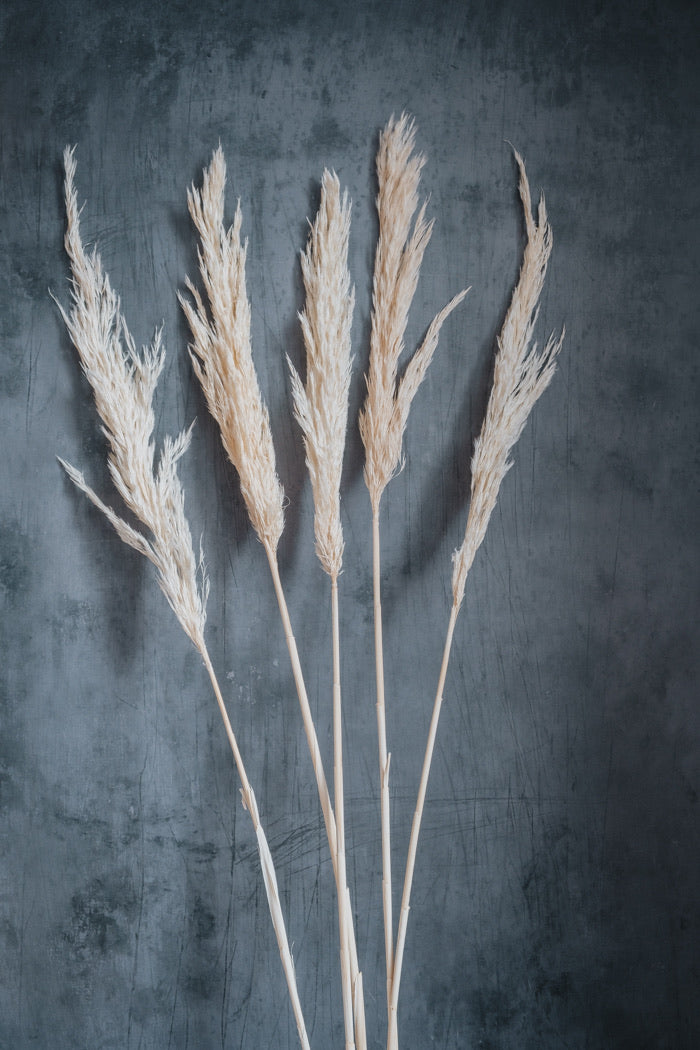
[290,169,354,581]
[55,147,208,650]
[291,169,359,1050]
[57,148,310,1050]
[179,146,285,553]
[359,113,469,508]
[452,148,565,608]
[357,114,470,1031]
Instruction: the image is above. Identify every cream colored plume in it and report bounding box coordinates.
[452,149,565,608]
[359,113,469,507]
[56,147,208,649]
[289,169,354,579]
[179,146,285,553]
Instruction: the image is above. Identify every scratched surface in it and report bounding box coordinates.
[1,1,699,1047]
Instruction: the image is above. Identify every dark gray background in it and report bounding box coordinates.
[1,1,698,1047]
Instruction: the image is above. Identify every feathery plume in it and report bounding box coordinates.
[55,147,208,649]
[359,113,469,507]
[289,169,355,579]
[291,169,358,1048]
[359,114,469,1034]
[179,146,285,553]
[451,148,565,608]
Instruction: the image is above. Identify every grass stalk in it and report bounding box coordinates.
[332,575,354,1050]
[387,603,458,1050]
[290,169,363,1050]
[199,645,311,1050]
[182,153,366,1049]
[372,501,393,1016]
[359,115,469,1039]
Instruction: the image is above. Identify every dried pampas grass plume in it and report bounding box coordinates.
[291,168,358,1049]
[290,169,354,580]
[179,146,285,553]
[358,114,469,1027]
[55,147,208,650]
[359,113,469,508]
[452,148,565,608]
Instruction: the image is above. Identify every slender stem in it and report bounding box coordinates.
[372,501,394,1022]
[332,576,354,1050]
[264,542,336,856]
[198,642,311,1050]
[388,602,460,1050]
[263,542,366,1050]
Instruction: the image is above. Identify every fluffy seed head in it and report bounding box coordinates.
[289,170,354,578]
[56,147,208,649]
[359,114,469,507]
[179,147,285,552]
[452,149,565,609]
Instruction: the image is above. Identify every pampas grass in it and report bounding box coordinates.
[388,148,565,1050]
[290,170,359,1050]
[359,114,469,508]
[57,148,310,1050]
[452,148,565,608]
[178,146,285,553]
[358,114,470,1030]
[290,170,354,581]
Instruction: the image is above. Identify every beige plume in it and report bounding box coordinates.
[289,169,355,579]
[359,113,469,507]
[452,148,565,608]
[55,147,208,649]
[179,146,285,553]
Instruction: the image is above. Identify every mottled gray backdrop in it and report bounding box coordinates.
[1,1,698,1048]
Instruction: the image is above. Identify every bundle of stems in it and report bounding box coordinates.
[386,147,565,1050]
[179,149,366,1049]
[358,113,469,1040]
[56,148,310,1050]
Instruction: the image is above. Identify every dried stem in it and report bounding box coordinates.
[372,502,393,1013]
[291,170,360,1050]
[199,647,311,1050]
[388,604,458,1050]
[332,576,354,1050]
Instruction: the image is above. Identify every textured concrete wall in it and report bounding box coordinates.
[1,1,698,1047]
